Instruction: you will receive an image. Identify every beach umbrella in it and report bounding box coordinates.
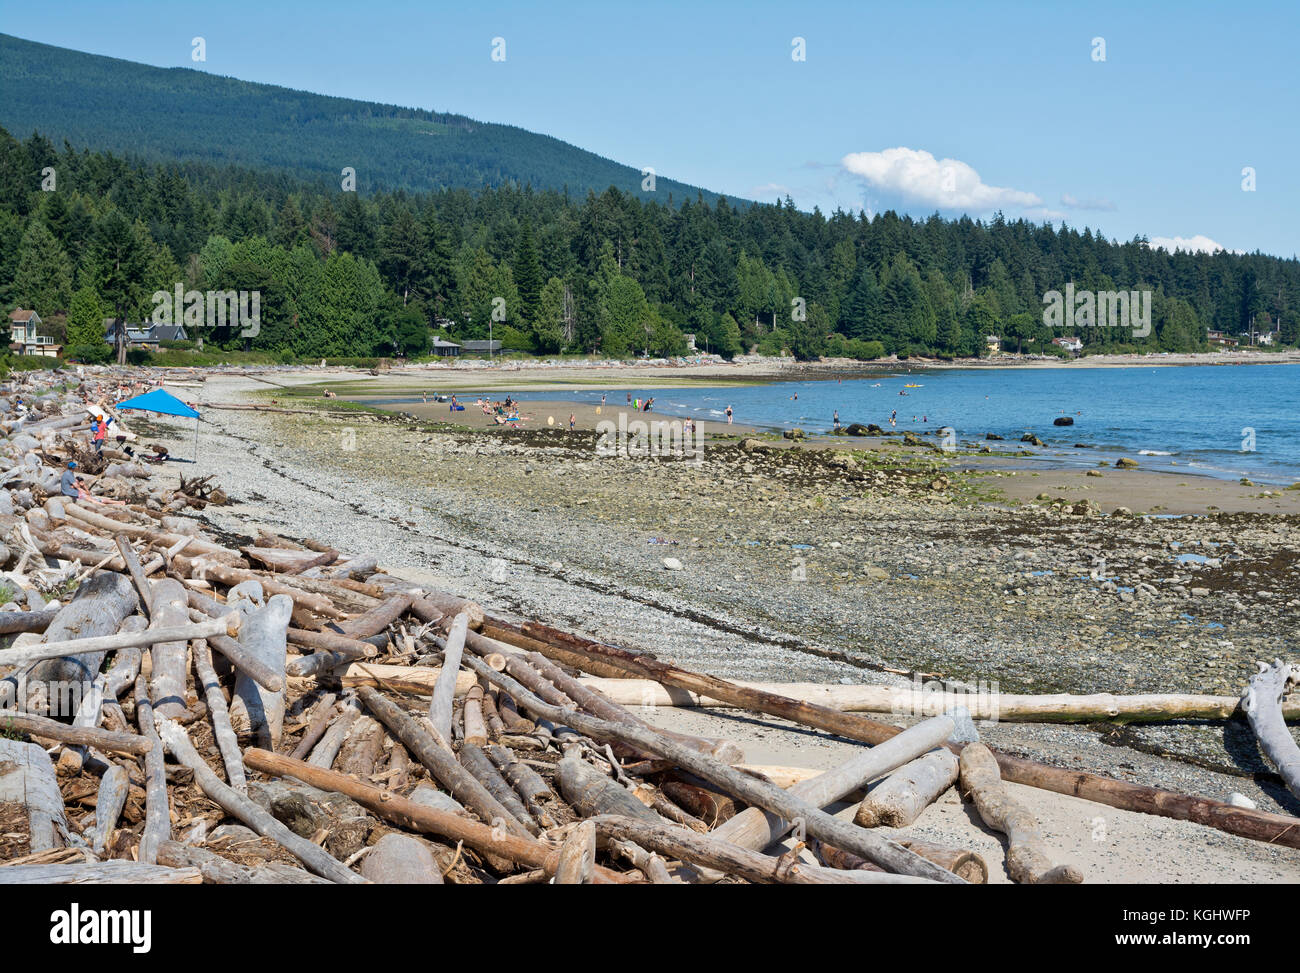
[115,388,202,461]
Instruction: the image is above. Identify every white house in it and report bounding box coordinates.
[985,335,1001,353]
[8,308,61,357]
[1052,336,1083,353]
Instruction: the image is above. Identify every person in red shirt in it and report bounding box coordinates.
[92,415,108,452]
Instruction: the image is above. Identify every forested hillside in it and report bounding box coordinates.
[0,33,718,204]
[2,127,1298,363]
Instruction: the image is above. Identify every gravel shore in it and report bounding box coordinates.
[141,371,1300,879]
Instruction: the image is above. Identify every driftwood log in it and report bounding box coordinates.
[1241,660,1300,800]
[959,742,1083,885]
[855,748,960,828]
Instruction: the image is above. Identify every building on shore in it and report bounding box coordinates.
[8,308,61,357]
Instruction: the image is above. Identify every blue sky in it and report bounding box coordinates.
[6,0,1297,256]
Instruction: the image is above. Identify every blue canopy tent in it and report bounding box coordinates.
[115,389,201,419]
[115,388,202,461]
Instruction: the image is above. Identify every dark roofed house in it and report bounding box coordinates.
[103,321,188,348]
[461,340,502,355]
[431,336,461,357]
[9,308,61,357]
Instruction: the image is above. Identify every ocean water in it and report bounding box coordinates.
[509,363,1300,484]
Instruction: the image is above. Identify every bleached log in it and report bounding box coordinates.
[577,676,1300,723]
[56,614,148,775]
[1241,660,1300,800]
[290,692,338,760]
[704,715,955,877]
[0,738,67,851]
[459,742,539,834]
[308,696,361,769]
[462,684,488,745]
[0,607,58,635]
[0,709,153,755]
[0,863,202,884]
[228,593,292,750]
[157,720,365,884]
[194,639,246,792]
[959,742,1083,884]
[557,750,666,825]
[147,577,192,719]
[428,611,468,744]
[855,748,960,828]
[0,613,236,669]
[591,816,937,885]
[340,661,476,696]
[337,592,413,639]
[156,840,331,884]
[135,675,170,864]
[91,763,130,855]
[360,833,445,884]
[7,572,138,716]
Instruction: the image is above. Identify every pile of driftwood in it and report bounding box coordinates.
[1,368,1298,885]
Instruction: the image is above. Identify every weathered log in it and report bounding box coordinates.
[661,779,737,826]
[356,685,532,839]
[242,546,339,574]
[184,593,286,691]
[959,742,1083,884]
[459,742,539,834]
[0,709,153,755]
[485,744,557,828]
[591,816,937,885]
[157,720,365,884]
[0,607,58,635]
[1241,660,1300,800]
[114,534,154,616]
[577,676,1300,723]
[428,612,468,744]
[194,639,246,792]
[463,684,488,745]
[554,820,597,884]
[227,593,292,750]
[82,762,131,855]
[412,592,482,630]
[533,626,1300,850]
[56,614,148,776]
[147,577,192,719]
[174,555,343,618]
[706,715,955,870]
[337,592,414,639]
[0,863,202,884]
[481,689,505,741]
[7,572,138,716]
[813,837,988,884]
[339,661,476,696]
[0,613,236,670]
[557,750,669,825]
[308,697,361,769]
[338,716,385,778]
[520,649,743,764]
[855,748,959,828]
[0,738,67,851]
[242,748,630,883]
[290,692,338,759]
[156,840,331,884]
[465,654,960,882]
[134,675,170,864]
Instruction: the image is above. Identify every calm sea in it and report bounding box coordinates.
[506,363,1300,484]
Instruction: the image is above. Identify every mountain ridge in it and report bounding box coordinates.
[0,32,736,205]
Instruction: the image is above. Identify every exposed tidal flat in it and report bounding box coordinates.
[165,369,1300,842]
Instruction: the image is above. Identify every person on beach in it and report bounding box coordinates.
[725,405,733,424]
[890,409,897,428]
[833,410,840,430]
[626,392,632,405]
[92,415,107,453]
[569,413,576,431]
[643,397,654,412]
[450,395,458,413]
[601,393,607,405]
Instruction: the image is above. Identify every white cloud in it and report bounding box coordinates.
[1148,234,1229,254]
[839,147,1041,212]
[1061,193,1116,211]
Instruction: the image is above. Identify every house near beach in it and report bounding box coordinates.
[430,336,461,357]
[1206,330,1238,348]
[102,320,189,349]
[8,308,62,357]
[1051,336,1083,353]
[985,335,1001,353]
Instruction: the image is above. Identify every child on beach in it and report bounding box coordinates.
[569,414,576,431]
